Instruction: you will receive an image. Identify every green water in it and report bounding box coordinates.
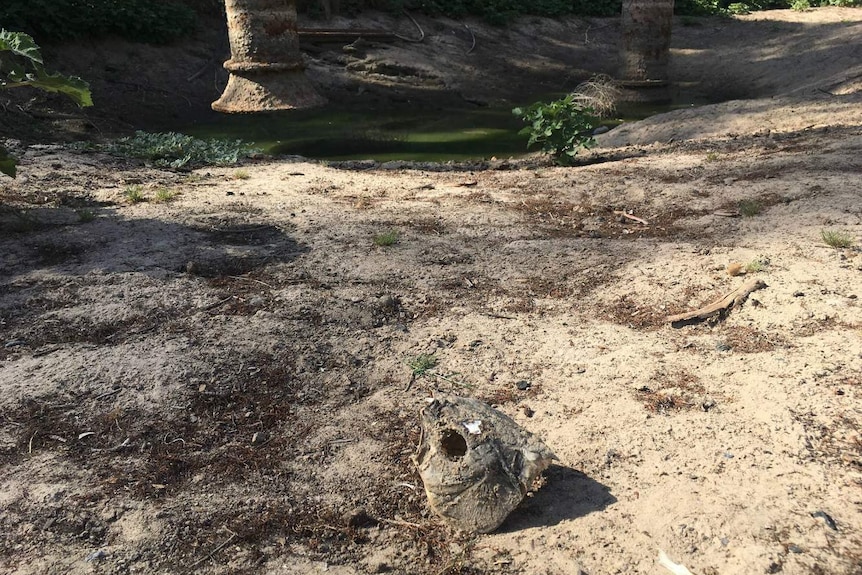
[184,105,526,162]
[182,101,692,163]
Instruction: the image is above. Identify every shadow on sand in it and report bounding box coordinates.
[497,464,616,532]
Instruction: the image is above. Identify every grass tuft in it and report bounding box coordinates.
[123,185,146,204]
[153,188,179,203]
[233,169,250,180]
[821,229,855,249]
[738,199,761,217]
[374,230,399,247]
[75,209,96,222]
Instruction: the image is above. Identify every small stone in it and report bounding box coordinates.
[226,191,235,196]
[342,508,376,528]
[787,544,803,554]
[811,510,838,531]
[515,380,531,391]
[377,294,398,311]
[522,406,534,418]
[793,291,805,297]
[85,549,107,562]
[251,431,269,445]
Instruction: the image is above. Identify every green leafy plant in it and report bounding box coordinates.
[791,0,811,9]
[727,2,752,14]
[408,354,438,377]
[0,29,92,177]
[513,94,598,165]
[104,132,259,169]
[821,229,855,249]
[123,185,146,204]
[373,230,399,247]
[745,257,769,273]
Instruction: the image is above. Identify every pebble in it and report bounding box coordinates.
[342,507,376,528]
[515,380,531,391]
[4,339,26,348]
[811,510,838,531]
[377,294,398,311]
[85,549,107,562]
[251,431,269,445]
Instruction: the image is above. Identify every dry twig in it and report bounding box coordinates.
[192,529,237,568]
[667,278,767,324]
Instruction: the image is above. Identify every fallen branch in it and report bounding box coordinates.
[464,24,476,55]
[658,549,695,575]
[394,11,425,43]
[192,530,237,568]
[614,210,649,226]
[667,277,767,324]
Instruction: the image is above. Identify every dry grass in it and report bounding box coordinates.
[570,74,620,119]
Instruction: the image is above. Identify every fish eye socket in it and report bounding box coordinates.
[440,429,468,459]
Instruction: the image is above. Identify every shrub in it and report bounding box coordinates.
[1,29,91,177]
[103,132,259,169]
[0,0,197,44]
[513,94,598,165]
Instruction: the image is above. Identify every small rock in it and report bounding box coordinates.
[377,294,398,312]
[522,406,534,418]
[251,431,269,445]
[793,291,805,297]
[85,549,107,562]
[702,399,716,412]
[342,508,376,528]
[226,191,235,196]
[811,510,838,531]
[787,544,803,554]
[515,380,531,391]
[4,339,26,348]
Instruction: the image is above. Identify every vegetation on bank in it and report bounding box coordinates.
[0,29,92,177]
[0,0,858,45]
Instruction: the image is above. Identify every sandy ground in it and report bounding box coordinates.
[1,8,862,575]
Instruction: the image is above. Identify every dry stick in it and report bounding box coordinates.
[394,11,424,43]
[613,210,649,225]
[227,275,274,289]
[192,530,237,568]
[464,24,476,55]
[666,277,767,324]
[378,517,424,530]
[187,59,213,82]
